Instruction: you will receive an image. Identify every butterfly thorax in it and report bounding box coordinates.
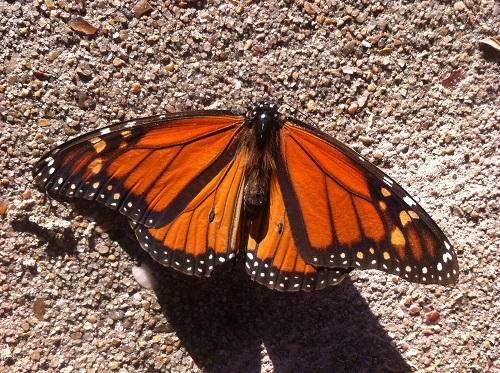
[241,102,281,220]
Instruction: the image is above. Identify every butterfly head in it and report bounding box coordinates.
[246,101,282,144]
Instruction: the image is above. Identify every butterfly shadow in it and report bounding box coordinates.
[145,256,413,373]
[23,197,411,373]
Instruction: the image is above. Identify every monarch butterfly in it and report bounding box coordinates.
[33,101,459,291]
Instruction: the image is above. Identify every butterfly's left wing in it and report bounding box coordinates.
[273,118,458,285]
[130,149,247,276]
[33,112,249,276]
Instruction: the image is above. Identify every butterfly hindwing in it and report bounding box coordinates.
[130,150,247,276]
[245,173,353,291]
[276,119,458,285]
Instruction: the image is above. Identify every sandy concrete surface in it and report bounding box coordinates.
[0,1,499,372]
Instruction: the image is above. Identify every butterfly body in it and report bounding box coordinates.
[34,101,459,291]
[241,102,280,221]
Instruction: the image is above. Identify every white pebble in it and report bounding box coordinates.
[132,262,158,290]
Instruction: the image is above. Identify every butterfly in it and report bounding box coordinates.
[33,101,459,291]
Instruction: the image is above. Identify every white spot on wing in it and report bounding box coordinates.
[403,196,416,207]
[443,252,453,263]
[382,176,393,186]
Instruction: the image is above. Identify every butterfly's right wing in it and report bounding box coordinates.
[245,173,353,291]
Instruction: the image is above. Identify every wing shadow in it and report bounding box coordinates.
[22,198,412,373]
[147,256,412,373]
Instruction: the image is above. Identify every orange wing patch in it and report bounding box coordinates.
[280,124,376,250]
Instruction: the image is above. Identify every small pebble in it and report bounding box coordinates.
[306,100,318,112]
[342,40,357,55]
[38,118,50,127]
[113,58,126,67]
[409,306,421,315]
[133,0,153,18]
[358,136,372,146]
[30,350,41,361]
[108,361,120,370]
[454,1,466,11]
[426,311,440,324]
[33,298,46,320]
[68,17,98,35]
[109,310,125,321]
[131,83,141,94]
[347,103,358,115]
[422,327,433,336]
[132,262,158,290]
[47,50,61,61]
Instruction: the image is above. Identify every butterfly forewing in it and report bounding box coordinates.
[34,113,246,228]
[276,118,458,285]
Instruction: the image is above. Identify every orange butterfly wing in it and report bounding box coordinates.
[130,149,247,276]
[34,112,248,275]
[245,173,352,291]
[272,118,458,285]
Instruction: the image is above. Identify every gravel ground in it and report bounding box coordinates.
[1,1,499,372]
